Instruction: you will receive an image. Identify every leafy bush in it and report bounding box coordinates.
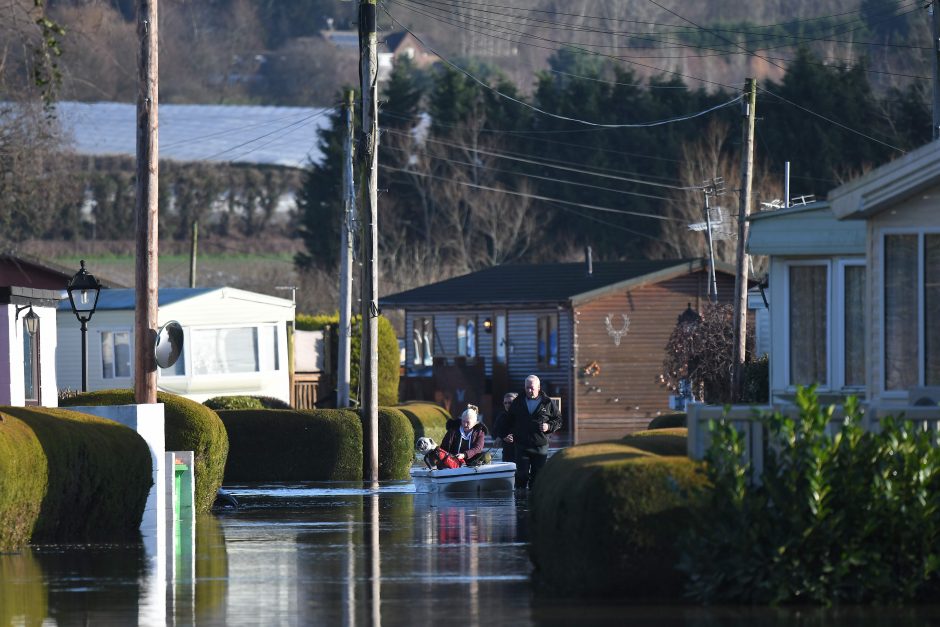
[646,413,686,430]
[218,409,362,481]
[296,313,400,406]
[741,353,769,403]
[661,302,755,404]
[529,439,707,597]
[204,396,265,410]
[394,401,449,444]
[361,408,415,481]
[680,386,940,604]
[256,396,292,409]
[61,390,229,515]
[1,407,152,546]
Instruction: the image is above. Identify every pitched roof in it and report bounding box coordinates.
[57,287,215,311]
[380,259,722,308]
[0,252,125,290]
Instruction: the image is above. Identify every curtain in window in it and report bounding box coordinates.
[885,235,918,390]
[457,319,468,356]
[844,265,866,387]
[789,266,828,386]
[192,327,258,375]
[926,235,940,385]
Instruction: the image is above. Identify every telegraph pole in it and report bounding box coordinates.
[134,0,159,404]
[189,220,198,288]
[731,78,756,402]
[702,178,724,303]
[933,0,940,140]
[358,0,380,482]
[338,90,355,409]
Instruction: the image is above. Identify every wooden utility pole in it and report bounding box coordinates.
[134,0,159,404]
[359,0,379,482]
[731,78,756,403]
[702,178,722,303]
[933,1,940,140]
[189,220,198,288]
[338,90,355,409]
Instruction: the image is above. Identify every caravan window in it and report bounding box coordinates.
[412,317,433,366]
[190,325,280,375]
[457,317,476,358]
[101,331,132,379]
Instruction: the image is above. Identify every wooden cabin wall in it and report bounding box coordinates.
[573,270,738,442]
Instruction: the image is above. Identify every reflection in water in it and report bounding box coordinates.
[5,484,940,625]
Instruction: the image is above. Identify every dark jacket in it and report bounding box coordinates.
[508,392,563,455]
[440,419,487,460]
[493,410,516,461]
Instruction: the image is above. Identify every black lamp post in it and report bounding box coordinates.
[67,260,102,392]
[15,305,40,336]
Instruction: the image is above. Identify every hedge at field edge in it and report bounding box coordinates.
[0,411,47,550]
[219,409,362,482]
[61,390,228,514]
[528,438,706,598]
[394,402,449,445]
[0,407,152,548]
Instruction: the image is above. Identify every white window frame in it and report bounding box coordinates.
[880,228,940,396]
[188,323,281,377]
[783,260,832,391]
[835,259,866,392]
[101,329,133,380]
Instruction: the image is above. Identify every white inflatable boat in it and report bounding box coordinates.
[410,462,516,493]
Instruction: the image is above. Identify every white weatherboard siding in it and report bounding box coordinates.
[56,310,131,393]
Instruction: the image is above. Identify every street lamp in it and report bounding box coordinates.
[67,260,102,392]
[15,305,40,336]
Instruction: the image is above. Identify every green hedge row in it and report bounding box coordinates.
[0,407,152,550]
[394,402,449,446]
[218,409,362,482]
[61,390,229,514]
[528,429,706,598]
[364,408,415,481]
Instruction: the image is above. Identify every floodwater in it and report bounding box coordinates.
[4,483,940,626]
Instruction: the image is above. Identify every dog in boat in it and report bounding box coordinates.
[416,436,464,470]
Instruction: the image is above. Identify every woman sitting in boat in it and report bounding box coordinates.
[440,404,488,466]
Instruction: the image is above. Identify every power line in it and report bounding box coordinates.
[382,127,700,190]
[199,107,337,162]
[381,141,680,202]
[759,87,905,153]
[380,163,684,220]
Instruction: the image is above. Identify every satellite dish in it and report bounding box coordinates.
[155,320,184,369]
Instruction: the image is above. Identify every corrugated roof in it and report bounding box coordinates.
[57,102,332,168]
[380,259,707,307]
[57,287,215,311]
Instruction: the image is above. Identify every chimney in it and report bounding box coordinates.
[585,246,593,276]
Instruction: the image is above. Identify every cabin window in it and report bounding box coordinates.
[190,326,278,375]
[495,314,507,364]
[23,318,39,404]
[457,317,476,358]
[885,232,940,389]
[412,316,433,366]
[843,263,866,388]
[787,264,828,387]
[537,314,558,368]
[101,331,132,379]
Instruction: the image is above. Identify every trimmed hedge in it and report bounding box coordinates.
[1,406,152,546]
[529,439,706,598]
[0,411,46,551]
[622,428,689,457]
[646,413,686,430]
[296,313,400,406]
[61,390,229,515]
[362,408,415,481]
[394,401,449,445]
[218,409,362,481]
[204,396,264,410]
